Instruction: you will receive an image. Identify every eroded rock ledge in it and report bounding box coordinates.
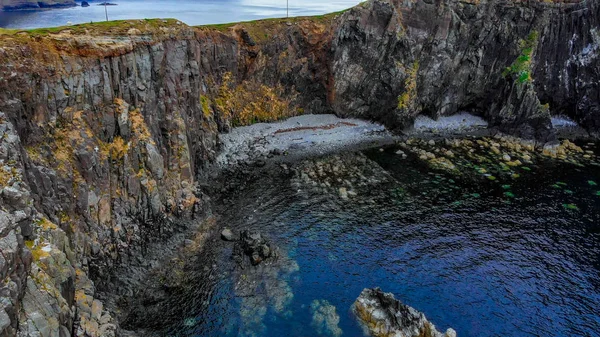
[0,0,598,335]
[353,288,456,337]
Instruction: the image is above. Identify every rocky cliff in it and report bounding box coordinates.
[332,0,599,142]
[0,17,337,337]
[0,0,75,11]
[0,0,598,336]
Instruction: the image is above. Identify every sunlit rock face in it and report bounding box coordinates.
[353,288,456,337]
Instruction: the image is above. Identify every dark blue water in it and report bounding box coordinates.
[0,0,360,29]
[130,143,600,337]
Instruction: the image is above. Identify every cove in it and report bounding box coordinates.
[2,0,600,335]
[122,140,600,337]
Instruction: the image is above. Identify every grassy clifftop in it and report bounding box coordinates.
[0,18,195,59]
[0,6,356,61]
[199,9,350,31]
[197,8,352,44]
[0,18,182,36]
[0,7,351,37]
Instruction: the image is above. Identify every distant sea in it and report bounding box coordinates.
[0,0,361,29]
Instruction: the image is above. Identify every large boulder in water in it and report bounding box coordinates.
[353,288,456,337]
[232,230,278,266]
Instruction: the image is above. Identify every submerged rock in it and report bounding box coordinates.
[230,235,298,336]
[311,299,343,337]
[232,230,279,266]
[353,288,456,337]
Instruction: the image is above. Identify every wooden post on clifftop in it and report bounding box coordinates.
[105,2,108,21]
[287,0,289,18]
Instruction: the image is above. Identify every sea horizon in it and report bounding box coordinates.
[0,0,362,29]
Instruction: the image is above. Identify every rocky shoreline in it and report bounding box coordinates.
[215,114,397,168]
[114,116,598,336]
[0,0,599,335]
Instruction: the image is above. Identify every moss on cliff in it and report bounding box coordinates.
[101,136,129,162]
[0,166,18,187]
[397,61,419,111]
[212,72,296,126]
[502,31,539,83]
[200,95,212,119]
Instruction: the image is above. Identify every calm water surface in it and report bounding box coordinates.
[0,0,361,29]
[128,142,600,337]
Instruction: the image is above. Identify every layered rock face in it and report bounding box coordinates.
[0,0,597,336]
[0,23,221,337]
[0,18,338,336]
[331,0,599,141]
[0,0,75,11]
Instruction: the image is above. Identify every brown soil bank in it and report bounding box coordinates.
[0,0,598,336]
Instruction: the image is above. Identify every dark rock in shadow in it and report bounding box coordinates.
[232,230,279,267]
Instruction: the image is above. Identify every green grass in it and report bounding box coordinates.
[197,8,352,32]
[0,4,357,46]
[0,18,181,38]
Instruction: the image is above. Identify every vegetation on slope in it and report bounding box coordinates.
[197,7,354,43]
[0,18,183,37]
[502,31,539,84]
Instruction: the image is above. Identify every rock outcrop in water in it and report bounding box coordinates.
[232,230,279,266]
[0,0,598,335]
[0,0,75,10]
[353,288,456,337]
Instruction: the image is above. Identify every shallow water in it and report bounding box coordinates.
[129,141,600,337]
[0,0,361,29]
